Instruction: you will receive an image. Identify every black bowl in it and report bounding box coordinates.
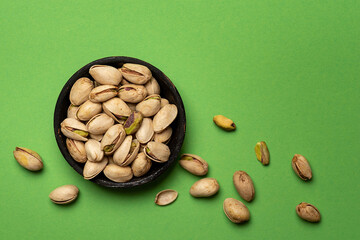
[54,56,186,188]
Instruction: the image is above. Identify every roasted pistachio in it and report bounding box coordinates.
[131,152,152,177]
[69,77,94,106]
[67,105,79,119]
[153,104,178,133]
[223,198,250,223]
[145,77,160,95]
[101,124,126,155]
[89,65,122,85]
[292,154,312,181]
[135,94,161,117]
[86,113,114,135]
[154,127,172,144]
[296,202,321,222]
[85,139,104,162]
[113,136,132,166]
[76,100,102,121]
[233,171,255,202]
[118,84,147,103]
[83,156,108,180]
[135,118,154,144]
[49,185,79,205]
[213,115,236,131]
[13,147,43,171]
[102,97,132,123]
[255,141,270,165]
[155,190,178,206]
[103,164,133,182]
[179,154,208,176]
[124,111,143,135]
[144,141,170,163]
[66,138,87,163]
[119,63,152,85]
[61,118,89,141]
[190,178,219,197]
[89,85,118,103]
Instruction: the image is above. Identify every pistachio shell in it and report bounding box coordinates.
[179,154,208,176]
[154,127,172,143]
[233,171,255,202]
[113,136,132,165]
[119,63,152,85]
[49,185,79,205]
[66,138,87,163]
[86,113,114,135]
[83,157,108,180]
[118,84,147,103]
[155,189,178,206]
[190,178,219,197]
[102,98,132,123]
[103,164,133,182]
[135,94,161,117]
[101,124,126,155]
[60,118,89,141]
[85,139,104,162]
[124,111,143,135]
[76,100,102,121]
[69,77,94,106]
[89,133,103,141]
[296,202,321,222]
[145,77,160,95]
[89,85,118,103]
[135,118,154,144]
[89,65,122,85]
[131,152,152,177]
[160,98,169,108]
[13,147,43,171]
[153,104,178,133]
[144,141,170,163]
[67,105,79,119]
[121,139,140,166]
[292,154,312,181]
[223,198,250,223]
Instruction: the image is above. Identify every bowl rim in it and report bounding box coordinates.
[53,56,186,188]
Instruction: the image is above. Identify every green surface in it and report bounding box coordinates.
[0,0,359,239]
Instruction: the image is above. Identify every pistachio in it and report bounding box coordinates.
[223,198,250,223]
[292,154,312,181]
[89,65,122,85]
[89,85,118,103]
[67,104,79,119]
[86,113,114,135]
[89,133,103,141]
[76,100,102,121]
[49,185,79,205]
[83,156,108,180]
[153,104,178,133]
[189,178,219,197]
[85,139,104,162]
[66,138,87,163]
[60,118,89,141]
[255,141,270,165]
[103,164,133,182]
[154,127,172,144]
[296,202,321,222]
[121,139,140,166]
[118,84,147,103]
[135,118,154,144]
[124,111,143,135]
[69,77,94,106]
[213,115,236,131]
[131,152,152,177]
[119,63,152,85]
[155,190,178,206]
[160,98,169,108]
[136,94,161,117]
[145,77,160,95]
[113,136,132,166]
[102,97,132,123]
[101,124,126,155]
[13,147,43,171]
[144,141,170,163]
[233,171,255,202]
[179,154,208,176]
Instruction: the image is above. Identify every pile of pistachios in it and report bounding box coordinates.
[61,63,178,182]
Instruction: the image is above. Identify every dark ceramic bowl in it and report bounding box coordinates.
[54,56,186,188]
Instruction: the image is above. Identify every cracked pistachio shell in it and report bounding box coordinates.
[49,185,79,205]
[66,139,87,163]
[154,127,172,143]
[255,141,270,165]
[113,136,132,166]
[296,202,321,222]
[124,111,143,135]
[67,105,79,119]
[190,178,219,197]
[61,118,89,141]
[144,77,160,95]
[131,152,152,177]
[103,164,133,182]
[135,118,154,144]
[103,97,132,123]
[136,94,161,117]
[121,139,140,166]
[89,85,118,103]
[160,98,169,108]
[86,113,114,135]
[13,147,43,171]
[118,84,147,103]
[69,77,94,106]
[83,156,108,180]
[89,65,122,85]
[153,104,178,133]
[76,100,102,121]
[119,63,152,85]
[233,171,255,202]
[85,139,104,162]
[179,154,208,176]
[213,115,236,131]
[223,198,250,223]
[89,133,103,141]
[101,124,126,155]
[144,141,170,163]
[155,189,178,206]
[292,154,312,181]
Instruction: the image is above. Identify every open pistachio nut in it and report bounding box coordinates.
[102,97,131,123]
[144,141,170,163]
[119,63,152,85]
[101,124,126,155]
[61,118,89,141]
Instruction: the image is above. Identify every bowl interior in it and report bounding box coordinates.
[54,56,186,188]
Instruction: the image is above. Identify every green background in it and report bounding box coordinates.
[1,0,359,239]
